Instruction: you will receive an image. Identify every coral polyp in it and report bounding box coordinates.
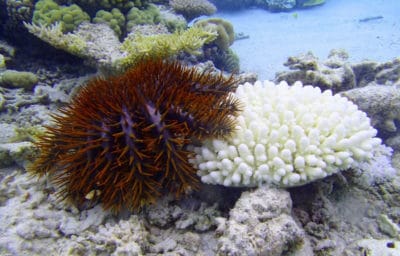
[30,60,240,212]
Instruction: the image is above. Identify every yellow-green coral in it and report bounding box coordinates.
[24,22,87,56]
[94,0,135,10]
[0,70,38,90]
[32,0,90,32]
[93,8,125,37]
[126,4,161,32]
[63,0,145,13]
[119,26,217,69]
[10,126,46,143]
[0,54,6,69]
[194,18,235,51]
[24,19,216,73]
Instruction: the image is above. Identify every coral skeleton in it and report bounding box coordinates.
[190,80,382,187]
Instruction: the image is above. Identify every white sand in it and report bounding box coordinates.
[214,0,400,80]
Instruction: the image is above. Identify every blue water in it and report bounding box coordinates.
[213,0,400,80]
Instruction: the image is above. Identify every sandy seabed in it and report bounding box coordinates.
[215,0,400,80]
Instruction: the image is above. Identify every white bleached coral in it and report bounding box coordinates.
[190,80,382,187]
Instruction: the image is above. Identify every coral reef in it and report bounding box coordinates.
[169,0,216,21]
[275,50,400,152]
[341,84,400,146]
[0,0,35,41]
[216,186,308,255]
[157,6,187,32]
[0,70,38,90]
[30,60,240,212]
[24,22,88,57]
[194,18,235,52]
[125,4,161,32]
[275,50,356,93]
[24,21,217,72]
[256,0,296,11]
[203,47,240,73]
[290,169,400,255]
[69,0,136,14]
[275,50,400,93]
[0,142,34,168]
[213,0,310,11]
[190,80,382,187]
[0,169,224,255]
[1,4,399,255]
[194,18,239,73]
[93,8,125,37]
[120,25,217,69]
[32,0,90,32]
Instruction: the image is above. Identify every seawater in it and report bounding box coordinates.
[212,0,400,80]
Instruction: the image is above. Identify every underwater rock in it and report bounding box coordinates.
[217,186,308,255]
[275,50,356,93]
[291,169,400,255]
[0,70,38,90]
[34,75,93,103]
[0,141,34,168]
[276,50,400,94]
[69,215,146,255]
[341,84,400,142]
[144,194,221,232]
[352,58,400,87]
[73,22,126,72]
[261,0,297,11]
[0,168,225,255]
[0,123,36,168]
[157,5,187,32]
[0,123,17,143]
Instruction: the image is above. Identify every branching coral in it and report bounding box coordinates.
[190,80,382,187]
[29,60,240,212]
[24,22,87,57]
[119,26,217,69]
[24,21,216,72]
